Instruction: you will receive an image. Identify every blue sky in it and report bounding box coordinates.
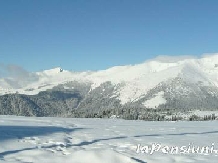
[0,0,218,72]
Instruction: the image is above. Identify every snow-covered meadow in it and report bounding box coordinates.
[0,116,218,163]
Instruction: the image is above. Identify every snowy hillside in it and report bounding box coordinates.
[1,54,218,114]
[0,116,218,163]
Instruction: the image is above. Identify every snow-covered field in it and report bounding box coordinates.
[0,116,218,163]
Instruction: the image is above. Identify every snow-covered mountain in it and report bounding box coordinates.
[1,54,218,118]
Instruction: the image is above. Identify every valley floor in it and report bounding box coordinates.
[0,116,218,163]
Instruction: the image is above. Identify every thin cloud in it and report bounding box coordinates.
[201,53,218,58]
[0,64,39,84]
[150,55,197,63]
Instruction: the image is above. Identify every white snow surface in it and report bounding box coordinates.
[2,54,218,105]
[143,91,166,108]
[0,116,218,163]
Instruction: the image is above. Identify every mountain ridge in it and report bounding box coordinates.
[1,54,218,119]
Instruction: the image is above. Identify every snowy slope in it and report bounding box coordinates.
[0,116,218,163]
[143,91,166,108]
[1,54,218,108]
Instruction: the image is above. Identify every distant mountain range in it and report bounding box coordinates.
[1,54,218,120]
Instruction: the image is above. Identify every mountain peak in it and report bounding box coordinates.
[41,67,64,75]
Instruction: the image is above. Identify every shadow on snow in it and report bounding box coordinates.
[0,125,84,159]
[0,125,84,142]
[0,125,218,163]
[133,130,218,138]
